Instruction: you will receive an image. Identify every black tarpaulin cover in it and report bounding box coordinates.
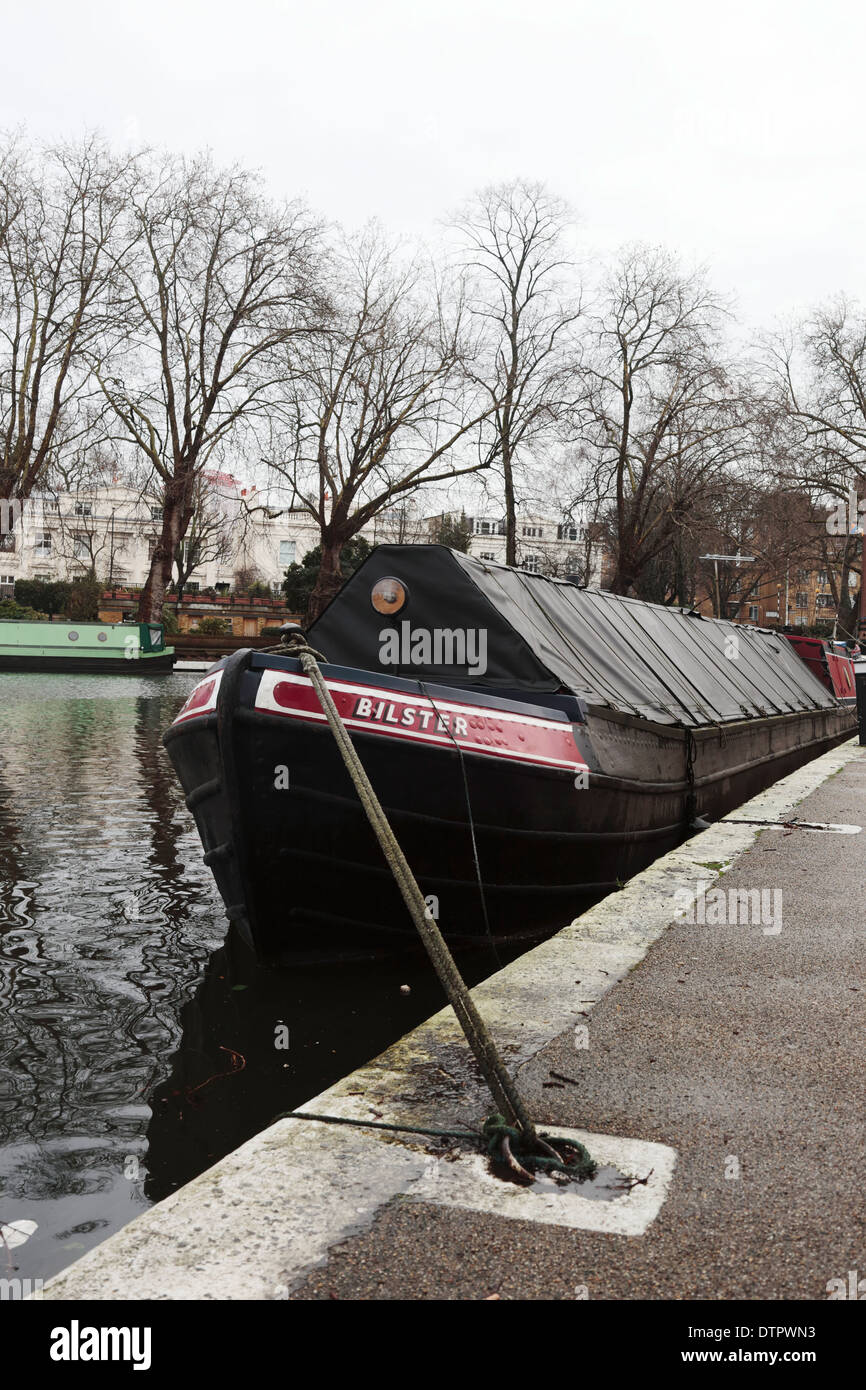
[307,545,837,728]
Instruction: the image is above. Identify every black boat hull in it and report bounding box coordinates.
[163,649,857,964]
[0,653,175,674]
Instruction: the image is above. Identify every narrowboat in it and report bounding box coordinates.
[0,619,174,673]
[163,546,858,963]
[780,632,858,705]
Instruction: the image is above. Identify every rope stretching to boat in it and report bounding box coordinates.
[275,1110,596,1184]
[418,678,501,971]
[276,629,596,1183]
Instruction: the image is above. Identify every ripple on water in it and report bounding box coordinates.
[0,672,225,1280]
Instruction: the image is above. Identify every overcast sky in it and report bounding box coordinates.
[3,0,864,330]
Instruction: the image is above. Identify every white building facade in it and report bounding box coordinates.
[461,510,603,584]
[1,484,602,598]
[0,479,323,597]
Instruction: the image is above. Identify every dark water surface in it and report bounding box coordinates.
[0,673,517,1283]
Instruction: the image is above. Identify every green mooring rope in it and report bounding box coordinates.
[274,633,597,1183]
[277,1111,597,1182]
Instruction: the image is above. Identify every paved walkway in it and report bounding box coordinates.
[292,752,866,1300]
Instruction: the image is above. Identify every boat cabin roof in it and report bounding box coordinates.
[308,545,838,728]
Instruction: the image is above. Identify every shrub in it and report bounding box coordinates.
[14,578,72,616]
[195,616,231,634]
[0,598,49,621]
[282,537,372,612]
[66,575,102,621]
[431,511,473,552]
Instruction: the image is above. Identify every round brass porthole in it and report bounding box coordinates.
[370,577,408,616]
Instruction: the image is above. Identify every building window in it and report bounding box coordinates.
[279,539,296,567]
[797,569,810,582]
[816,594,834,609]
[748,605,759,621]
[0,573,14,596]
[817,570,828,584]
[475,519,492,535]
[0,531,15,553]
[794,614,806,626]
[34,533,52,556]
[74,502,93,517]
[186,581,200,593]
[523,555,541,573]
[479,551,497,560]
[557,524,578,541]
[522,525,543,538]
[150,506,164,521]
[73,533,90,560]
[795,591,808,608]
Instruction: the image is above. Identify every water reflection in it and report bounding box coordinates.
[0,672,509,1284]
[145,927,473,1202]
[0,673,224,1282]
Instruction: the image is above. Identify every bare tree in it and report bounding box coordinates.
[690,482,816,617]
[0,136,132,505]
[268,228,496,620]
[168,473,235,603]
[93,152,325,622]
[231,561,265,594]
[369,499,431,545]
[579,247,746,595]
[451,181,582,565]
[765,297,866,496]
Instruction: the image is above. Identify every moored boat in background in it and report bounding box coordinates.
[0,618,174,673]
[781,632,858,704]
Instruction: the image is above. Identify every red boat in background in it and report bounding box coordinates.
[781,634,857,705]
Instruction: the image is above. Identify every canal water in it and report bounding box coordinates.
[0,673,527,1284]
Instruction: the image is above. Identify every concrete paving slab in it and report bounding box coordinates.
[408,1126,678,1236]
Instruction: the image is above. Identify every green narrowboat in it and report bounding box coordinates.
[0,619,175,673]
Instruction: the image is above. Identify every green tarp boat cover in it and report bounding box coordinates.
[308,545,838,728]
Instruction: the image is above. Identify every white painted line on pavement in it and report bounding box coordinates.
[411,1127,678,1237]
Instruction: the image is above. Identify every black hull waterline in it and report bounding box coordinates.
[164,648,856,964]
[0,653,176,674]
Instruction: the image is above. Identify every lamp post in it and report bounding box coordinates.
[108,508,116,588]
[699,553,756,619]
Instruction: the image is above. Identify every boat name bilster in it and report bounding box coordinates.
[352,695,469,736]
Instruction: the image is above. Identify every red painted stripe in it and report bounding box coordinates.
[254,669,587,772]
[173,671,221,722]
